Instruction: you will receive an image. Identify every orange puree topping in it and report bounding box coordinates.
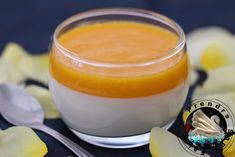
[50,21,189,98]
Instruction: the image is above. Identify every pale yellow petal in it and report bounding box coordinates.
[193,66,235,98]
[200,37,235,70]
[187,27,231,67]
[0,126,47,157]
[25,85,60,119]
[0,59,26,83]
[1,42,49,84]
[1,42,28,65]
[19,53,49,84]
[201,93,235,114]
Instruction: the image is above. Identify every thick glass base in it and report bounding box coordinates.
[71,129,149,149]
[70,120,174,149]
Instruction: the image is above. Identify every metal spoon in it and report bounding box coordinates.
[0,83,94,157]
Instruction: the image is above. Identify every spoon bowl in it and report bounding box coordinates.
[0,83,43,126]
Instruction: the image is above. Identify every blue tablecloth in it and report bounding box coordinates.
[0,0,235,156]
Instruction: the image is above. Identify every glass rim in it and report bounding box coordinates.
[53,8,186,68]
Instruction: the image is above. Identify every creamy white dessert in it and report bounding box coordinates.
[49,75,189,136]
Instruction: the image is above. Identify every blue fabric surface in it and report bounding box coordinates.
[0,0,235,157]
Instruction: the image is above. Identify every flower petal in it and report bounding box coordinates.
[200,37,235,70]
[187,27,231,68]
[0,126,48,157]
[0,59,25,83]
[25,85,60,119]
[193,66,235,98]
[1,42,49,84]
[19,53,49,84]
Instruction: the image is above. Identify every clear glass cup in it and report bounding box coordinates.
[49,8,190,148]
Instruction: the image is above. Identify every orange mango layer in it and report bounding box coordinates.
[50,21,189,98]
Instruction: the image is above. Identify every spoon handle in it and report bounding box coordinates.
[34,125,95,157]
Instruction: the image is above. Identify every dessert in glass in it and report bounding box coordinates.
[49,8,190,148]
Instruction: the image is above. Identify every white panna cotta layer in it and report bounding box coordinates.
[49,74,189,137]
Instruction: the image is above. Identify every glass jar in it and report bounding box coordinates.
[49,8,190,148]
